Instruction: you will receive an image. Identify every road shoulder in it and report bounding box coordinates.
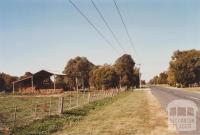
[54,90,177,135]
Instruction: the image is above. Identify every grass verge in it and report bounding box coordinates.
[10,92,128,135]
[182,87,200,92]
[55,90,177,135]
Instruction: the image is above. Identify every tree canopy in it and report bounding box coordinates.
[61,54,139,90]
[63,56,94,90]
[114,54,136,88]
[89,65,119,89]
[0,73,18,92]
[168,49,200,87]
[0,54,140,92]
[20,72,33,79]
[149,49,200,87]
[149,72,168,85]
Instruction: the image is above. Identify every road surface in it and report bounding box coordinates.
[151,86,200,135]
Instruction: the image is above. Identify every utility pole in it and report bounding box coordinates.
[12,82,15,94]
[31,76,34,92]
[75,73,79,107]
[76,76,78,92]
[119,76,122,90]
[53,74,56,92]
[136,64,142,89]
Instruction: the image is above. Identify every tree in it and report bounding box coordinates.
[89,65,119,89]
[149,72,168,85]
[89,65,99,89]
[141,80,146,85]
[20,72,33,79]
[0,77,5,91]
[114,54,135,88]
[63,56,94,90]
[168,49,200,87]
[132,67,140,88]
[149,76,159,85]
[167,69,176,86]
[158,72,168,84]
[55,75,69,91]
[0,73,18,92]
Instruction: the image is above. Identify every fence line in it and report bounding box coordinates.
[0,89,124,132]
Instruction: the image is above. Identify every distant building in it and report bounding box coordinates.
[12,70,66,94]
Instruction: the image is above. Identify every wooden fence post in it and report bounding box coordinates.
[70,92,72,108]
[88,92,91,103]
[34,104,37,120]
[76,92,79,107]
[58,97,64,115]
[112,89,114,97]
[94,92,96,101]
[99,92,101,99]
[91,92,93,102]
[97,93,99,100]
[49,98,52,116]
[13,105,17,127]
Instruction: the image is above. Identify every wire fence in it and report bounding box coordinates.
[0,89,123,132]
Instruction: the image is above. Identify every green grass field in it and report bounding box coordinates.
[9,90,120,135]
[0,90,115,132]
[0,90,178,135]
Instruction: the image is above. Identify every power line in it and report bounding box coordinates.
[68,0,120,54]
[113,0,137,55]
[90,0,126,53]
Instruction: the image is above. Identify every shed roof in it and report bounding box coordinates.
[13,70,66,84]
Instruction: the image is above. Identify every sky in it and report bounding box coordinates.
[0,0,200,81]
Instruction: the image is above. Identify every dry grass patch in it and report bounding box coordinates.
[54,90,178,135]
[146,90,177,135]
[182,87,200,93]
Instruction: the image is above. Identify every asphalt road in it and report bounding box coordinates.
[150,86,200,135]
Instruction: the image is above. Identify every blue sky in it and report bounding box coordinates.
[0,0,200,80]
